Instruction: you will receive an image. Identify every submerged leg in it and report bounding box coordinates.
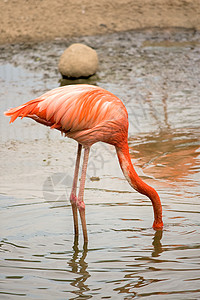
[77,147,90,243]
[70,143,82,237]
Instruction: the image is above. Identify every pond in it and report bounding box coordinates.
[0,28,200,299]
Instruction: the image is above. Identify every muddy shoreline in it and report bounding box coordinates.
[1,0,200,45]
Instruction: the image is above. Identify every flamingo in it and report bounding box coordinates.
[4,84,163,242]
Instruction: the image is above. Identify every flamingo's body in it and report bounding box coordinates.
[4,84,163,242]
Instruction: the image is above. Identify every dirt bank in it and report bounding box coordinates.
[0,0,200,44]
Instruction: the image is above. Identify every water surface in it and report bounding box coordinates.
[0,28,200,299]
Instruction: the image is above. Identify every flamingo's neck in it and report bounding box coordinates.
[116,142,163,229]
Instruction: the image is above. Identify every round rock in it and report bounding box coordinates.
[58,43,98,78]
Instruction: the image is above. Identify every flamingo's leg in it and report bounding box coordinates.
[77,147,90,243]
[70,143,82,237]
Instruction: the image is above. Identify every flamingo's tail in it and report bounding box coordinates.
[4,99,42,123]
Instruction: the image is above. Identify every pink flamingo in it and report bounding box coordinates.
[4,84,163,242]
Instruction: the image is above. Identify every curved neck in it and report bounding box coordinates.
[116,142,163,229]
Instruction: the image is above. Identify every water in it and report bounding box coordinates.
[0,28,200,299]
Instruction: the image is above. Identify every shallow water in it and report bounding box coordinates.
[0,29,200,299]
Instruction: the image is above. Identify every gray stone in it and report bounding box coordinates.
[58,43,98,78]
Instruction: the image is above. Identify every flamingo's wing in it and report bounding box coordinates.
[4,85,127,133]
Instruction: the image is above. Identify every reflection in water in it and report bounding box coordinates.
[145,93,170,130]
[152,229,163,257]
[60,76,98,87]
[129,88,200,187]
[113,230,163,296]
[67,231,163,298]
[68,238,90,298]
[129,127,200,187]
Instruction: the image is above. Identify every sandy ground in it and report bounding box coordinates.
[0,0,200,44]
